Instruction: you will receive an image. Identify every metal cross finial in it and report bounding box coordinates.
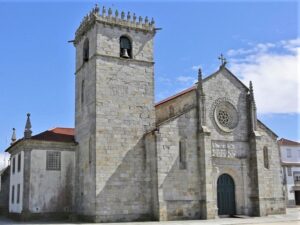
[218,54,227,67]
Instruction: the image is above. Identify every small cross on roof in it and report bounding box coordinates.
[218,54,227,67]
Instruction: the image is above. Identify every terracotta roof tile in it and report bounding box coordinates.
[278,138,300,146]
[31,127,75,143]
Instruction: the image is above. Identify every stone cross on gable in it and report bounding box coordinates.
[218,54,227,67]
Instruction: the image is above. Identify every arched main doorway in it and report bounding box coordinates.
[217,174,236,216]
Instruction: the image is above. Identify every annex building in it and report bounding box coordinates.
[3,5,286,222]
[279,138,300,207]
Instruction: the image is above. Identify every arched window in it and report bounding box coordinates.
[120,36,132,59]
[83,39,89,62]
[179,139,187,169]
[263,146,269,169]
[81,80,85,106]
[89,136,92,164]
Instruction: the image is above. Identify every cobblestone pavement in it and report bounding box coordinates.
[0,208,299,225]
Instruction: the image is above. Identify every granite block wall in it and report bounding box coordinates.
[75,20,156,222]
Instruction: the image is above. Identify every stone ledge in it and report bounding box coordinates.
[75,53,154,75]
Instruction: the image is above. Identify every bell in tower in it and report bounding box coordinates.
[120,36,132,58]
[121,48,130,58]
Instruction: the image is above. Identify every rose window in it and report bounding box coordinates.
[214,101,238,132]
[217,110,231,127]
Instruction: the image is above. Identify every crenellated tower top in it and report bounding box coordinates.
[74,4,156,44]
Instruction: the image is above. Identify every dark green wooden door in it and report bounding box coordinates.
[217,174,236,215]
[295,191,300,205]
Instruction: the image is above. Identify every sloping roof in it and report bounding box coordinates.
[257,119,278,138]
[31,127,75,143]
[278,138,300,146]
[154,66,248,107]
[5,127,75,152]
[155,86,196,107]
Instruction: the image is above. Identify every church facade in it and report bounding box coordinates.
[5,5,285,222]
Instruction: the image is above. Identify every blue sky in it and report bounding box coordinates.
[0,1,299,166]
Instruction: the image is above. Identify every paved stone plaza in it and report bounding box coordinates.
[0,208,299,225]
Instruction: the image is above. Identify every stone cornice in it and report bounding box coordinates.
[6,139,76,156]
[75,53,154,75]
[281,162,300,167]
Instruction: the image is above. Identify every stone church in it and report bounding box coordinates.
[4,5,285,222]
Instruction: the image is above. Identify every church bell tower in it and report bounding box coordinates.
[73,5,157,222]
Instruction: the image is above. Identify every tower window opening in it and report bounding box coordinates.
[263,146,269,169]
[120,36,132,59]
[83,39,89,62]
[11,185,15,204]
[179,139,187,169]
[81,80,85,106]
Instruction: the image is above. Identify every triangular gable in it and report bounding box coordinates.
[203,66,249,91]
[155,66,249,107]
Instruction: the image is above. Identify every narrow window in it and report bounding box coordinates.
[263,146,269,169]
[287,149,292,158]
[120,36,132,58]
[81,80,85,106]
[294,173,300,182]
[46,151,61,171]
[17,153,21,172]
[12,157,15,174]
[89,136,92,164]
[11,185,14,204]
[17,184,20,204]
[83,39,89,62]
[179,139,187,169]
[288,167,292,176]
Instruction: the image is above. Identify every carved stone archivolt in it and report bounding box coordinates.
[211,98,239,133]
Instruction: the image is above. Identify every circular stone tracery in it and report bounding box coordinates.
[214,100,238,132]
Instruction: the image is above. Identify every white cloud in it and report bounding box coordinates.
[228,38,300,114]
[156,74,197,102]
[227,48,255,57]
[227,42,276,57]
[191,65,201,71]
[176,75,196,84]
[0,152,10,171]
[157,75,172,85]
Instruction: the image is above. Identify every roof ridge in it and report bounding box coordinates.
[278,138,300,146]
[49,127,74,130]
[155,85,196,107]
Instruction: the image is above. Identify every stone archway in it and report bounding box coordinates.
[217,174,236,216]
